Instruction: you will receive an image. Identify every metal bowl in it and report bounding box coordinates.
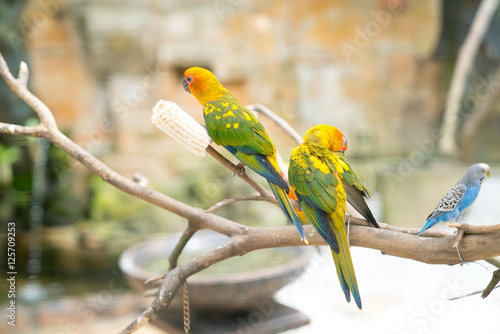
[119,230,314,312]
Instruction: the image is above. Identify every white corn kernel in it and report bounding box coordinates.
[151,100,212,156]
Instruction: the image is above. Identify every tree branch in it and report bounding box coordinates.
[449,223,500,248]
[460,68,500,160]
[168,222,199,270]
[205,145,272,198]
[485,257,500,269]
[450,223,500,234]
[205,195,268,213]
[205,145,301,210]
[121,219,500,333]
[0,57,57,130]
[438,0,500,156]
[2,53,500,334]
[482,269,500,298]
[0,52,247,237]
[247,103,304,145]
[0,122,46,137]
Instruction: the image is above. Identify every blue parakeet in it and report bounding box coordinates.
[417,163,491,235]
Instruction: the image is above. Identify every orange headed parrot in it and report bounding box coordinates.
[288,124,378,309]
[288,128,378,227]
[183,67,307,243]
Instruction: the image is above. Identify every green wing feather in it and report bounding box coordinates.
[332,153,379,228]
[289,151,339,213]
[204,97,289,190]
[289,148,340,250]
[203,95,305,240]
[203,97,273,155]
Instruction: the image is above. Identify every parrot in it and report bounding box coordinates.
[182,67,307,243]
[288,185,309,225]
[417,163,491,236]
[288,124,379,309]
[287,129,378,228]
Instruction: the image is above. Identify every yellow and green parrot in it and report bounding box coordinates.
[183,67,307,243]
[288,124,379,309]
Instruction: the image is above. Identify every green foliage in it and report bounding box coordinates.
[90,174,150,222]
[0,139,31,224]
[0,142,21,185]
[43,142,86,227]
[87,174,184,248]
[181,158,283,227]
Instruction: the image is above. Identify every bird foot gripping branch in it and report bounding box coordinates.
[235,162,246,176]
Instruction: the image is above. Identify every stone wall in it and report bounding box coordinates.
[23,0,445,189]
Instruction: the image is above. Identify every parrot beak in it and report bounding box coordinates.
[182,78,191,94]
[480,169,491,184]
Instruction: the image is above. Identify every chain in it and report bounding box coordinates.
[183,281,191,334]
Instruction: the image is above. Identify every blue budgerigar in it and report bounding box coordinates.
[417,163,491,236]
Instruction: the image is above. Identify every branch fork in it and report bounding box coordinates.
[1,53,499,334]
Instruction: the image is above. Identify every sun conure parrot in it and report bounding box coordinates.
[182,67,307,243]
[287,186,309,225]
[288,124,379,309]
[288,128,378,228]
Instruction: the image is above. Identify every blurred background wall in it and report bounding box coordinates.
[0,0,499,323]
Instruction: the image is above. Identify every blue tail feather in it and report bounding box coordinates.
[417,218,440,236]
[269,182,307,243]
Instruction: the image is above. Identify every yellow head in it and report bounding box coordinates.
[304,124,348,153]
[183,67,228,105]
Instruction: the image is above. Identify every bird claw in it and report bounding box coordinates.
[233,163,246,177]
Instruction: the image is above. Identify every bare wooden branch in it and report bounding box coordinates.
[205,195,268,213]
[451,224,467,249]
[247,103,304,145]
[449,284,499,300]
[0,53,247,238]
[121,219,500,333]
[205,145,270,197]
[0,122,46,137]
[247,103,303,179]
[2,53,500,334]
[18,61,29,88]
[438,0,500,156]
[132,173,149,187]
[168,222,199,270]
[448,223,500,248]
[482,269,500,298]
[485,257,500,269]
[121,235,243,334]
[0,56,57,130]
[205,145,301,210]
[460,68,500,160]
[448,222,500,234]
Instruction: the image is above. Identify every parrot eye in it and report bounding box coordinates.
[186,75,193,83]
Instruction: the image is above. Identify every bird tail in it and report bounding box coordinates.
[269,182,308,244]
[287,186,310,225]
[329,212,362,309]
[416,219,437,236]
